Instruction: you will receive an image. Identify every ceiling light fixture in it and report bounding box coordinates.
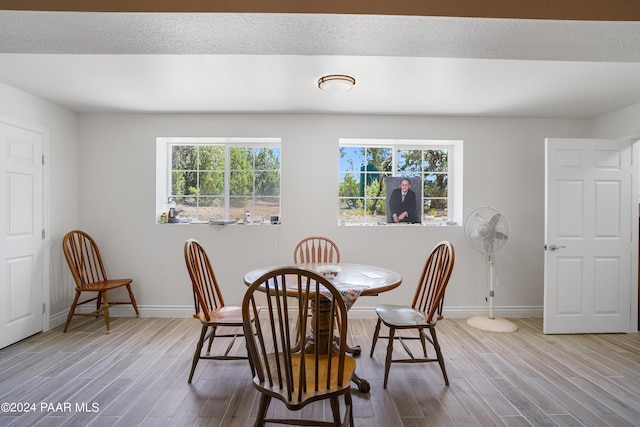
[318,74,356,93]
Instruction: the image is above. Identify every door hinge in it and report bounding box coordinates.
[42,155,45,165]
[42,229,45,239]
[42,303,46,314]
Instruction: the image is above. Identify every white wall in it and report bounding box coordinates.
[76,113,589,319]
[5,81,639,327]
[0,82,80,318]
[589,102,640,139]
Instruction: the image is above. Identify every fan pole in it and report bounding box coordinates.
[488,254,495,319]
[466,253,518,333]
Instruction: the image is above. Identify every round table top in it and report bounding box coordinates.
[243,262,402,296]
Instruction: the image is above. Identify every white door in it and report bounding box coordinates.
[544,138,633,334]
[0,122,44,349]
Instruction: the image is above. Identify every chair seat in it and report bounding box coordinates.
[196,305,256,325]
[255,353,356,409]
[376,304,430,327]
[79,278,133,292]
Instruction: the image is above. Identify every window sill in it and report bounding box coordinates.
[157,221,280,226]
[340,221,459,227]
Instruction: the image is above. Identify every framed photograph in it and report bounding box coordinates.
[385,176,422,224]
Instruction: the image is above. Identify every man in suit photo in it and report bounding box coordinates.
[387,177,421,223]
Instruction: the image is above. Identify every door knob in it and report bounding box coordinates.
[546,244,566,251]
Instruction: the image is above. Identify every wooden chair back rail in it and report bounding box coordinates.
[243,267,354,425]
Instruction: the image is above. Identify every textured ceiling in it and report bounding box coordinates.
[0,11,639,118]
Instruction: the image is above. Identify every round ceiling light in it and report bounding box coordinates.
[318,74,356,93]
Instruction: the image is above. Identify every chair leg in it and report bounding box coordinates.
[126,284,140,317]
[344,391,354,427]
[254,394,271,427]
[430,327,449,386]
[102,291,112,333]
[383,327,396,389]
[370,317,382,357]
[419,327,428,357]
[96,292,102,317]
[329,396,341,427]
[63,291,81,332]
[188,324,208,383]
[206,326,217,355]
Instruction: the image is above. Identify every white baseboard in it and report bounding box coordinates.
[346,305,543,319]
[48,305,194,330]
[49,304,543,329]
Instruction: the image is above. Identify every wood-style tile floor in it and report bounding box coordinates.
[1,317,639,426]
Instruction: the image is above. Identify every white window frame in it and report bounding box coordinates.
[156,137,281,223]
[339,138,463,226]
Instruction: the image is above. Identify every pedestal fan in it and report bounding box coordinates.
[464,206,518,333]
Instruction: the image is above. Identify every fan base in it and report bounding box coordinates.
[467,316,518,333]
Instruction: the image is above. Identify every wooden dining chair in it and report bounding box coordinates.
[242,267,355,427]
[370,241,455,388]
[184,238,258,383]
[293,236,340,264]
[293,236,345,351]
[62,230,140,333]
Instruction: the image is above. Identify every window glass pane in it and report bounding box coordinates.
[198,145,224,170]
[424,173,448,197]
[230,147,254,170]
[229,196,251,218]
[424,199,448,218]
[198,171,224,196]
[339,146,365,173]
[366,196,386,221]
[198,197,225,220]
[171,170,193,195]
[255,171,280,196]
[339,198,364,224]
[229,170,254,196]
[364,147,392,172]
[255,147,281,170]
[173,196,191,217]
[339,172,360,198]
[397,149,422,173]
[424,149,448,172]
[254,197,280,218]
[172,145,197,170]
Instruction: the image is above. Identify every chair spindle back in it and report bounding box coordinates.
[293,236,340,264]
[411,241,455,322]
[63,230,108,288]
[184,239,226,321]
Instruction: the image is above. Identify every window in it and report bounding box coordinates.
[338,139,462,225]
[157,137,280,223]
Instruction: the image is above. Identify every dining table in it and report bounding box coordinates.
[243,262,402,392]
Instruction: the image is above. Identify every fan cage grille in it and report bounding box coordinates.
[464,207,510,254]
